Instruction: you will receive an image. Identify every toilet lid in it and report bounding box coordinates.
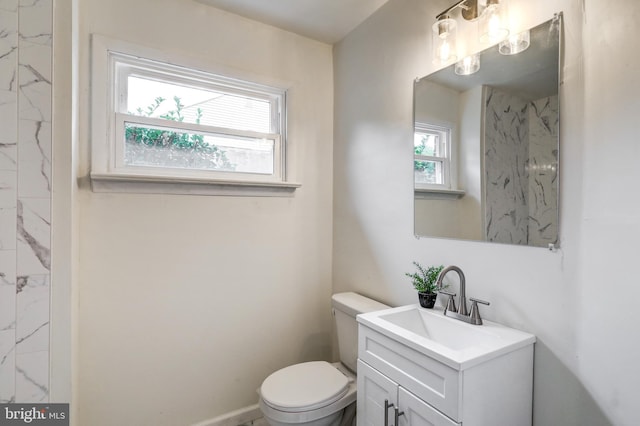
[261,361,349,412]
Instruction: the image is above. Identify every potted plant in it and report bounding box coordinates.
[405,262,445,309]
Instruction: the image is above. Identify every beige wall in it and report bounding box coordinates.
[334,0,640,425]
[76,0,334,424]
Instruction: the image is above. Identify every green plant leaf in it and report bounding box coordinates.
[406,262,445,293]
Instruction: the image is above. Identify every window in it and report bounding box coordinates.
[90,35,298,194]
[413,123,451,190]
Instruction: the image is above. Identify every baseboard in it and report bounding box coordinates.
[190,403,262,426]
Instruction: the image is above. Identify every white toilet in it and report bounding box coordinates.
[259,292,389,426]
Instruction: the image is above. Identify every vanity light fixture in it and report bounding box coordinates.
[432,0,510,63]
[498,30,530,55]
[455,53,481,75]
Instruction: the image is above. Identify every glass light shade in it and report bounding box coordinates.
[432,18,457,64]
[499,30,530,55]
[479,0,509,44]
[455,54,481,75]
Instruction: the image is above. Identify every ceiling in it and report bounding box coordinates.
[194,0,391,44]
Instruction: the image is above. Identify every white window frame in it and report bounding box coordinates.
[90,35,300,195]
[413,123,452,190]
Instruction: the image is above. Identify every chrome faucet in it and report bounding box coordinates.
[436,265,490,325]
[436,265,468,315]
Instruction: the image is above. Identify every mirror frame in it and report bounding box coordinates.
[413,14,562,249]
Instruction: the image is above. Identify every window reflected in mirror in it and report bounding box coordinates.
[414,123,451,189]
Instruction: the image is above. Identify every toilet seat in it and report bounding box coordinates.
[261,361,349,412]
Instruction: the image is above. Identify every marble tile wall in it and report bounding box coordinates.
[0,0,52,403]
[484,86,530,245]
[527,95,559,246]
[483,86,559,247]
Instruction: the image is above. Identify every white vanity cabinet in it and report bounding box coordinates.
[358,360,457,426]
[356,318,535,426]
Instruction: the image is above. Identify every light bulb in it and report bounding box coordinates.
[439,40,451,63]
[479,0,509,44]
[488,12,501,38]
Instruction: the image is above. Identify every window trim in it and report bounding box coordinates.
[90,34,299,195]
[413,122,452,190]
[413,122,465,199]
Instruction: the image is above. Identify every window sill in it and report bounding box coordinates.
[414,188,465,200]
[90,172,301,197]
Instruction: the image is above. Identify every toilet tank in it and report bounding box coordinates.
[332,292,389,373]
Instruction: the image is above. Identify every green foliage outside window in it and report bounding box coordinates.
[125,96,235,170]
[414,134,436,176]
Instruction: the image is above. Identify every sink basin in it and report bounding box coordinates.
[357,304,535,369]
[378,308,499,351]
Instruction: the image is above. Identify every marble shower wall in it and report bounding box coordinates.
[0,0,52,403]
[527,95,559,246]
[484,86,530,245]
[483,86,559,246]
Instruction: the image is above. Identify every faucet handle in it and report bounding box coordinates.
[469,298,490,325]
[440,290,457,314]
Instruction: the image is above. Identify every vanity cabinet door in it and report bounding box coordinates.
[357,360,398,426]
[398,388,459,426]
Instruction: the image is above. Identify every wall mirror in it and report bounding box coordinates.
[413,15,561,248]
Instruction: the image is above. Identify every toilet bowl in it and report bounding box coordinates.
[259,361,356,426]
[258,293,389,426]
